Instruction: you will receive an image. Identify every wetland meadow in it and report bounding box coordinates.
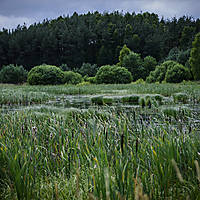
[0,83,200,199]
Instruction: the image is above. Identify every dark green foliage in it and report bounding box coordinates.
[0,64,27,84]
[139,97,145,108]
[121,95,140,104]
[78,63,99,77]
[96,65,133,84]
[129,95,140,104]
[143,56,157,78]
[165,47,180,61]
[118,44,131,65]
[102,97,113,105]
[121,52,143,81]
[91,96,104,105]
[179,26,196,50]
[165,47,191,66]
[59,64,71,71]
[177,49,191,66]
[146,65,166,83]
[27,65,64,85]
[173,93,189,104]
[146,60,178,83]
[189,32,200,80]
[165,64,191,83]
[154,94,163,105]
[0,12,199,72]
[145,97,152,108]
[85,76,97,84]
[162,107,179,118]
[63,71,83,85]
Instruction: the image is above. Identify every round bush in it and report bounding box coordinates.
[28,65,64,85]
[146,60,179,83]
[63,71,83,85]
[0,64,27,84]
[165,64,191,83]
[96,65,133,84]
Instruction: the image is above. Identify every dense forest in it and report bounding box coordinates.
[0,11,200,71]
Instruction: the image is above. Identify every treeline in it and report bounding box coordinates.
[0,11,200,71]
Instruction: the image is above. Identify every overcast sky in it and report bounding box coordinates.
[0,0,200,30]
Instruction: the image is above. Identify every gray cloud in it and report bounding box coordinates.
[0,0,199,30]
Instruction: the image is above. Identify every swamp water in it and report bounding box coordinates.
[1,93,200,131]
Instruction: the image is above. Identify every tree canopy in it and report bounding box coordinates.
[0,12,199,72]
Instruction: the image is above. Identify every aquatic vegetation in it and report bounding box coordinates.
[0,83,200,199]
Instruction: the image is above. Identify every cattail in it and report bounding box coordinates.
[194,160,200,183]
[121,133,124,154]
[32,126,37,141]
[172,159,184,183]
[136,138,139,154]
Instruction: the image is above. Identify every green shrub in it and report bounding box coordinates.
[165,64,191,83]
[173,93,189,104]
[162,107,179,118]
[153,94,164,105]
[145,97,152,108]
[146,65,166,83]
[63,71,83,85]
[84,76,97,84]
[96,65,132,84]
[91,96,104,105]
[133,78,145,84]
[103,97,113,105]
[79,63,99,77]
[121,96,130,103]
[77,81,91,86]
[121,95,140,104]
[146,60,179,83]
[0,64,27,84]
[27,65,64,85]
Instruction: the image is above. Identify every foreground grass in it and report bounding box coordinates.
[0,83,200,199]
[0,107,200,199]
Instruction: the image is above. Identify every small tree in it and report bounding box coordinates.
[189,32,200,80]
[118,44,131,66]
[78,63,99,77]
[59,64,71,71]
[143,56,157,79]
[121,52,143,81]
[0,64,27,84]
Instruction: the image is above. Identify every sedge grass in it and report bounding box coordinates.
[0,104,199,199]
